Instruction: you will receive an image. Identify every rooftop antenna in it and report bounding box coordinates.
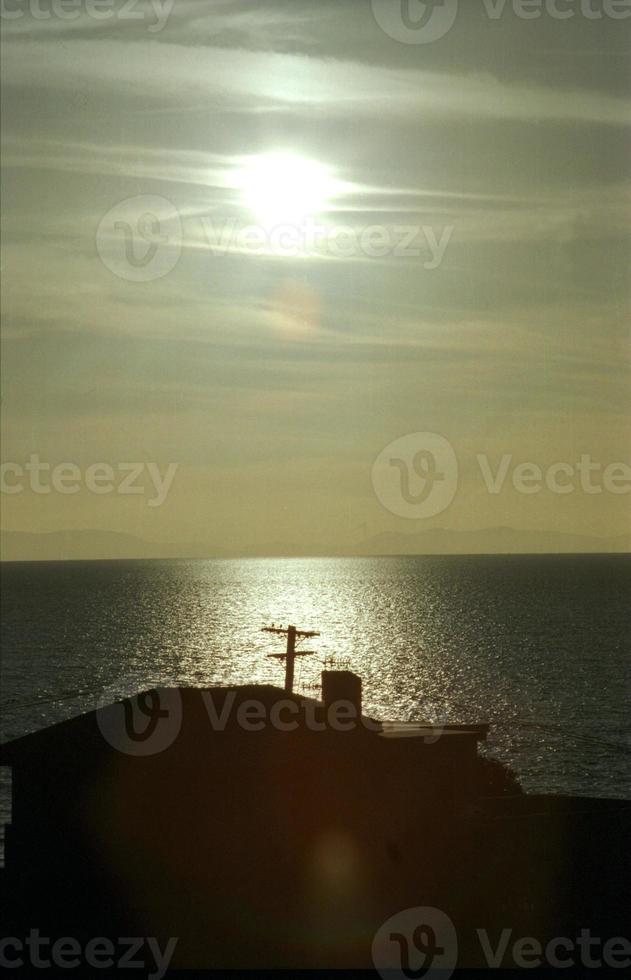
[262,623,320,694]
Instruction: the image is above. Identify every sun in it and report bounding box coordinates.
[236,152,338,227]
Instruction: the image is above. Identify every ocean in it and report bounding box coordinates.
[1,555,630,810]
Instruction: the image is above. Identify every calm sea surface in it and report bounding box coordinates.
[1,555,630,808]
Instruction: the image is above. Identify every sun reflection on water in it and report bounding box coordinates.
[2,556,630,798]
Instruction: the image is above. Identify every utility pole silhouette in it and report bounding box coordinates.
[262,624,320,694]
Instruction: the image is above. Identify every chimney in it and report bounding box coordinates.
[321,670,362,719]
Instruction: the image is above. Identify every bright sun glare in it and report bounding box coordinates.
[236,152,338,226]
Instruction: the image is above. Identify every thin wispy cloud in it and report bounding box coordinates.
[2,0,629,550]
[3,40,630,126]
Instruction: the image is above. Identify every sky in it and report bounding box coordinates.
[1,0,630,557]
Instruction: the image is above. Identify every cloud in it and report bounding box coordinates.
[3,38,630,126]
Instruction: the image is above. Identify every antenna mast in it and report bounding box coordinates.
[262,624,320,694]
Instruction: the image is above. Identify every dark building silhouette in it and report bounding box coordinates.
[1,675,629,969]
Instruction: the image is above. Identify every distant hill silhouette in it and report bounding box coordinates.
[354,526,631,557]
[0,530,218,562]
[1,527,628,561]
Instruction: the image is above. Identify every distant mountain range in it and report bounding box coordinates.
[354,527,631,557]
[1,527,629,562]
[0,530,211,562]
